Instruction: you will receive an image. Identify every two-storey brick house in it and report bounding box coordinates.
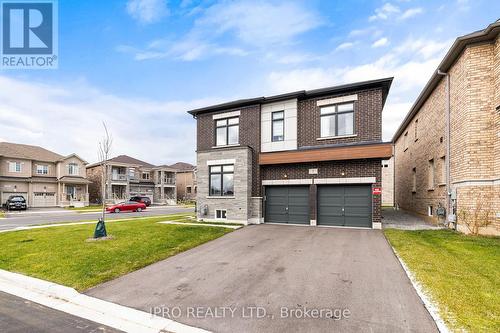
[86,155,177,205]
[189,78,393,228]
[0,142,90,208]
[393,21,500,235]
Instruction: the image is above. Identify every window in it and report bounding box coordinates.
[271,111,284,142]
[68,163,79,175]
[8,161,21,173]
[414,119,418,141]
[216,117,239,146]
[428,205,433,216]
[186,186,192,194]
[412,167,417,192]
[320,102,354,138]
[428,159,435,190]
[215,209,227,220]
[142,172,150,180]
[129,168,135,179]
[404,132,409,151]
[209,165,234,196]
[36,165,48,175]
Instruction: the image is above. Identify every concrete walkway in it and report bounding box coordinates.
[87,224,438,333]
[382,208,445,230]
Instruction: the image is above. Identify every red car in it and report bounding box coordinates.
[106,201,146,213]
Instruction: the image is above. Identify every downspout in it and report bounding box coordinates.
[437,69,454,229]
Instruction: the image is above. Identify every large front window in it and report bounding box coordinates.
[8,161,21,173]
[68,163,79,175]
[209,165,234,196]
[36,164,48,175]
[216,117,239,146]
[320,102,354,138]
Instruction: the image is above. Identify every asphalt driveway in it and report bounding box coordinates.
[86,225,437,333]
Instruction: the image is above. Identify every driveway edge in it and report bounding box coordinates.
[0,269,210,333]
[383,239,451,333]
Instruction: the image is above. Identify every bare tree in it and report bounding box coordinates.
[93,122,112,239]
[458,194,493,235]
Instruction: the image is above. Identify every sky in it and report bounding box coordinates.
[0,0,498,165]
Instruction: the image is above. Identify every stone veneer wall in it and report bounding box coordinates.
[196,147,252,223]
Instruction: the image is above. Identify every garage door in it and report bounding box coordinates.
[1,192,28,205]
[33,192,56,207]
[318,185,372,228]
[265,186,309,224]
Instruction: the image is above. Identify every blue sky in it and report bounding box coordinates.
[0,0,498,165]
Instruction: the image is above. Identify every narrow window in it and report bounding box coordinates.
[209,165,234,196]
[215,209,227,220]
[428,159,435,190]
[129,168,135,179]
[186,186,192,194]
[142,172,150,180]
[68,163,79,176]
[216,117,239,146]
[440,156,446,184]
[414,119,418,140]
[428,205,433,216]
[412,167,417,192]
[271,111,284,142]
[404,131,409,151]
[320,102,354,138]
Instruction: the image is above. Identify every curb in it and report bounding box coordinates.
[388,248,451,333]
[157,221,242,229]
[0,269,210,333]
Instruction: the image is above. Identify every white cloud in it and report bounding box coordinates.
[266,37,452,140]
[372,37,389,48]
[121,1,321,61]
[335,42,356,51]
[399,7,423,20]
[0,76,219,165]
[369,3,400,21]
[126,0,169,24]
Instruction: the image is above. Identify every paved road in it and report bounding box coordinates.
[87,224,438,333]
[0,206,194,231]
[0,291,122,333]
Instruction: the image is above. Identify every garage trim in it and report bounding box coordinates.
[314,177,376,184]
[262,179,312,185]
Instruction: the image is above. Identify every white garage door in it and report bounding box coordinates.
[1,192,28,205]
[33,192,56,207]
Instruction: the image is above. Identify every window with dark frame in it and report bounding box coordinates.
[320,102,354,138]
[209,165,234,196]
[215,117,239,146]
[414,119,418,140]
[271,111,284,142]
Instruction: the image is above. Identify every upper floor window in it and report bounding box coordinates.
[129,168,135,179]
[414,119,419,141]
[142,172,150,180]
[272,111,284,142]
[216,117,239,146]
[8,161,21,173]
[320,102,354,138]
[404,131,409,151]
[428,159,435,190]
[412,167,417,192]
[209,165,234,196]
[36,164,48,175]
[68,163,79,176]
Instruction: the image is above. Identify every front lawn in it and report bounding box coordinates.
[0,214,232,291]
[384,229,500,332]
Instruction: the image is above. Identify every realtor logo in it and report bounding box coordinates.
[1,0,58,69]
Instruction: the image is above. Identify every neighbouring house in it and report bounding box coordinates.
[0,142,90,208]
[381,157,394,207]
[393,21,500,235]
[188,78,393,227]
[86,155,177,205]
[170,162,197,201]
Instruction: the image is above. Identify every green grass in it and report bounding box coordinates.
[0,211,4,218]
[0,214,232,291]
[384,229,500,332]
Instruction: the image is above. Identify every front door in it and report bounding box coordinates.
[265,186,309,224]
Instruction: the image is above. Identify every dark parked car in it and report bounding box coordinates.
[106,201,146,213]
[4,195,27,211]
[130,196,151,207]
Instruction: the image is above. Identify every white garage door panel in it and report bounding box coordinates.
[33,192,56,207]
[1,192,28,205]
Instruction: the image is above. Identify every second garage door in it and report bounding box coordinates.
[265,186,309,224]
[318,185,372,228]
[33,192,56,207]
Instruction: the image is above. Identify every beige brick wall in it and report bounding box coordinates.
[381,157,394,206]
[395,38,500,235]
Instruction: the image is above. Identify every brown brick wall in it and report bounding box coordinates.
[394,39,499,234]
[297,88,383,147]
[261,159,382,224]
